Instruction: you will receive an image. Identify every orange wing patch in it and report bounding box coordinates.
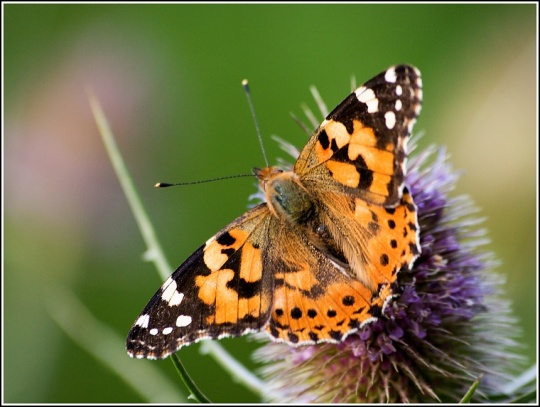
[203,228,248,271]
[354,187,420,289]
[314,117,401,206]
[196,228,270,326]
[267,272,376,344]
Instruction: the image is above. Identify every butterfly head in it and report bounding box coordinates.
[252,166,282,182]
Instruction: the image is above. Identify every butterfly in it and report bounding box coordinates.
[127,65,422,359]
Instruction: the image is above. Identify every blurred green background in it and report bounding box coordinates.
[4,3,536,403]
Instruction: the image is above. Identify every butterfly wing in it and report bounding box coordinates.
[263,221,377,345]
[295,64,422,207]
[127,204,274,359]
[293,65,422,293]
[127,65,423,357]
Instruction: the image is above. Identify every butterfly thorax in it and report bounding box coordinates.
[253,165,351,275]
[253,166,315,224]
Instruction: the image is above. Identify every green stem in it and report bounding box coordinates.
[171,354,212,403]
[87,89,171,279]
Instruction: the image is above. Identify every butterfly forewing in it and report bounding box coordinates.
[127,204,274,359]
[295,64,422,207]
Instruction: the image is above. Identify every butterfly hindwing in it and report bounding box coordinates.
[263,223,376,345]
[351,186,420,293]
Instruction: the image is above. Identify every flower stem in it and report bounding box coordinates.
[87,88,171,280]
[171,354,211,403]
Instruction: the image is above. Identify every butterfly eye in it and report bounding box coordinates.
[316,224,328,237]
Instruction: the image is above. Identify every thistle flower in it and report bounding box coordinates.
[253,105,524,403]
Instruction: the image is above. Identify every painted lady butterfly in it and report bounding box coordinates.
[127,65,422,359]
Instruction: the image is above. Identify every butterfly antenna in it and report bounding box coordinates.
[242,79,269,168]
[155,173,253,188]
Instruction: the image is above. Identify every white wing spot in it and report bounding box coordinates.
[385,111,396,129]
[384,67,397,83]
[395,99,402,111]
[176,315,192,327]
[161,277,176,298]
[161,278,184,306]
[355,87,378,113]
[162,327,173,335]
[396,85,403,96]
[135,314,150,328]
[168,291,184,307]
[149,328,159,336]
